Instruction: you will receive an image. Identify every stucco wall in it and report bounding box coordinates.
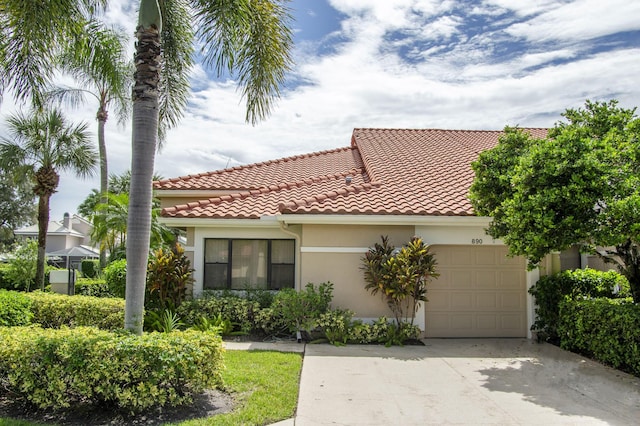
[300,224,414,318]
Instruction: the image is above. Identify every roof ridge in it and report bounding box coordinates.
[154,145,354,186]
[352,127,549,132]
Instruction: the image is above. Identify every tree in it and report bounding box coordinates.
[46,23,133,268]
[0,168,36,250]
[124,0,293,334]
[0,108,97,290]
[470,100,640,303]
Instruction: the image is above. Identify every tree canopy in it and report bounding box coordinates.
[470,100,640,302]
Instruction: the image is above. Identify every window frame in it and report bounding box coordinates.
[203,238,295,290]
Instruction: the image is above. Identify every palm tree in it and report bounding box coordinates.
[45,23,133,268]
[124,0,293,334]
[0,108,97,290]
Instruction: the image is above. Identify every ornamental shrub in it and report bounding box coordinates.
[271,282,333,338]
[0,326,224,411]
[80,259,99,278]
[74,278,114,298]
[177,295,260,335]
[0,290,33,326]
[558,298,640,377]
[25,292,124,330]
[0,263,12,290]
[529,268,630,343]
[104,259,127,298]
[4,239,38,291]
[146,244,193,310]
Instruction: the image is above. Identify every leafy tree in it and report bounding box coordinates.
[5,239,39,291]
[0,168,36,250]
[45,23,133,268]
[470,100,640,303]
[0,108,97,290]
[362,236,439,327]
[125,0,294,334]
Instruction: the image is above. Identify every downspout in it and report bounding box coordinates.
[279,220,302,291]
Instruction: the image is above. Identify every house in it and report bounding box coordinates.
[14,213,98,267]
[155,128,554,338]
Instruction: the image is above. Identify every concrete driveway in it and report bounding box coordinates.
[295,339,640,425]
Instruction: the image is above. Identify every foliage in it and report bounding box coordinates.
[0,168,35,250]
[80,259,99,278]
[74,277,114,298]
[145,309,184,333]
[104,258,127,298]
[177,295,261,336]
[470,100,640,303]
[317,308,355,346]
[271,282,334,338]
[0,290,33,326]
[189,313,244,337]
[253,307,289,337]
[362,236,438,326]
[0,264,10,290]
[146,244,193,310]
[558,298,640,377]
[529,268,631,343]
[0,327,224,412]
[4,239,39,291]
[26,292,124,330]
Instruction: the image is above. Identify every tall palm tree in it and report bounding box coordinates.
[45,23,133,268]
[124,0,293,334]
[0,108,97,290]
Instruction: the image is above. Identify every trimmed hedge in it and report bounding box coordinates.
[177,295,261,334]
[529,268,630,342]
[25,292,125,330]
[0,290,33,326]
[75,278,114,298]
[558,298,640,377]
[0,326,224,411]
[104,259,127,298]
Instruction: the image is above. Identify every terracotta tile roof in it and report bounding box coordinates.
[158,128,548,219]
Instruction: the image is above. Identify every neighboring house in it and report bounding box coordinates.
[14,213,98,267]
[155,128,553,338]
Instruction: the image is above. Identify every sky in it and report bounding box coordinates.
[2,0,640,222]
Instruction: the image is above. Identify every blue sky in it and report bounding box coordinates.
[2,0,639,221]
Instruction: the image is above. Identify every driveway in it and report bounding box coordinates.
[295,339,640,425]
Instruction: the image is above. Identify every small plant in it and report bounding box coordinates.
[146,309,184,333]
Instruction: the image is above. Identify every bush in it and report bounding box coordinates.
[177,295,261,335]
[271,282,333,337]
[104,259,127,298]
[146,244,193,310]
[80,259,99,278]
[558,298,640,377]
[0,290,33,326]
[26,292,125,330]
[529,268,630,342]
[0,263,12,290]
[4,239,38,291]
[0,326,224,411]
[74,277,114,298]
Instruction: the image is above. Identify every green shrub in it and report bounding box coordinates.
[104,259,127,298]
[0,290,33,326]
[558,298,640,376]
[529,268,630,342]
[177,295,260,335]
[4,239,38,291]
[74,277,114,298]
[0,263,12,290]
[253,307,288,336]
[80,259,99,278]
[26,292,125,330]
[0,326,224,411]
[271,282,333,337]
[317,308,355,346]
[146,244,193,310]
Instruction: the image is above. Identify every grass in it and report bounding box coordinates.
[0,349,303,426]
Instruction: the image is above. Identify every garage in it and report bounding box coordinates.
[425,245,527,338]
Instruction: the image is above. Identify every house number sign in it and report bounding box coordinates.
[471,238,483,245]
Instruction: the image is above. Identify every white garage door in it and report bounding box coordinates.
[425,245,527,338]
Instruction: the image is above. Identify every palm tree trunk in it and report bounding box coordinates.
[36,194,50,291]
[124,23,161,334]
[97,108,108,269]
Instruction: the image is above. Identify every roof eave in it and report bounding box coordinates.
[277,214,491,227]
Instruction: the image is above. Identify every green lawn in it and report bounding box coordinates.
[0,349,303,426]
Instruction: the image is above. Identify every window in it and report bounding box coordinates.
[204,239,295,290]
